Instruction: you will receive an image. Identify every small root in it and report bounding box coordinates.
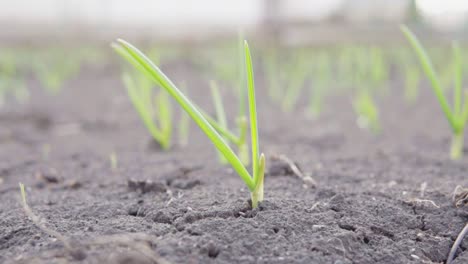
[18,183,169,263]
[18,183,86,260]
[446,223,468,264]
[452,185,468,207]
[165,189,184,207]
[270,154,317,188]
[405,198,440,209]
[310,202,321,211]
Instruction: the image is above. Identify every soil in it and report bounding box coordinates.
[0,57,467,264]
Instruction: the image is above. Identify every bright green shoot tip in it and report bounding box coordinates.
[112,39,265,208]
[353,90,380,134]
[401,25,468,159]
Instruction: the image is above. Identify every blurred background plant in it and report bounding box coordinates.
[1,0,468,137]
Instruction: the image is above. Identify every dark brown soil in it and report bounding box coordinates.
[0,58,467,264]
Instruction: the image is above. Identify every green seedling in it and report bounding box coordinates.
[282,51,310,112]
[394,48,421,102]
[369,47,389,93]
[0,49,29,105]
[32,51,81,94]
[343,47,381,133]
[263,48,282,102]
[338,46,358,90]
[113,39,266,208]
[307,52,332,119]
[401,25,468,159]
[196,34,249,163]
[353,90,380,133]
[123,72,172,150]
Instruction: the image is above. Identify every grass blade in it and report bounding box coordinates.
[155,90,172,148]
[113,39,255,190]
[453,41,462,116]
[244,41,260,180]
[400,25,455,128]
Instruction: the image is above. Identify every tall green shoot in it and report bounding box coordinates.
[308,52,331,119]
[112,39,265,208]
[263,48,282,102]
[282,51,310,112]
[353,91,380,133]
[401,25,468,159]
[350,46,381,133]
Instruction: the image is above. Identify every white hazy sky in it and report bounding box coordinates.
[1,1,468,31]
[417,0,468,16]
[416,0,468,29]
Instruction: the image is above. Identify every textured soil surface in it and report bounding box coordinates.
[0,57,467,264]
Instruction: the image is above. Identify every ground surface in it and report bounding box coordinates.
[0,57,467,264]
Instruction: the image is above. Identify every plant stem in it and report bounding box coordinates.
[450,132,464,160]
[250,180,263,209]
[250,154,265,208]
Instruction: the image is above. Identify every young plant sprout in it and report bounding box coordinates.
[394,48,421,102]
[32,52,80,94]
[338,46,358,90]
[353,90,380,133]
[123,72,172,150]
[368,47,389,93]
[0,50,29,105]
[263,48,282,102]
[112,39,266,208]
[401,25,468,159]
[281,51,310,112]
[196,35,249,164]
[307,52,332,119]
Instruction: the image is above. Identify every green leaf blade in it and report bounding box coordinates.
[113,39,255,191]
[244,40,260,183]
[400,25,456,129]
